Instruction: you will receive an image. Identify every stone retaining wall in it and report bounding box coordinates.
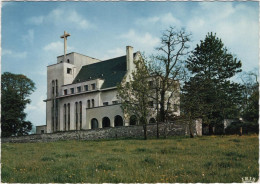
[2,121,202,143]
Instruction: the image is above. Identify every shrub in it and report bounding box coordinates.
[225,121,259,135]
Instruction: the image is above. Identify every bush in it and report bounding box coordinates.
[225,121,259,135]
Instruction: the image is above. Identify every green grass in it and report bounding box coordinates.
[2,135,259,183]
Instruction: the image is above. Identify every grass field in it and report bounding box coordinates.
[1,135,259,183]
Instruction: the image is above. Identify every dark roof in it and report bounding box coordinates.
[73,53,137,89]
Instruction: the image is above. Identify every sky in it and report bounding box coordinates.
[1,1,259,129]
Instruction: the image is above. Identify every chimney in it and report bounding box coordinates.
[126,46,133,72]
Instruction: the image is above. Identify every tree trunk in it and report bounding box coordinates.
[239,127,242,136]
[159,89,166,123]
[143,124,147,140]
[156,121,159,139]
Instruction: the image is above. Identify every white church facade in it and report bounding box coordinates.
[42,32,180,134]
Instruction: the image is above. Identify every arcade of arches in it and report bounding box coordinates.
[91,115,124,129]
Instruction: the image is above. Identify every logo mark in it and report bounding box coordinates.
[242,177,256,183]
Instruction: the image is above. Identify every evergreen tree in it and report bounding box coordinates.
[1,72,36,137]
[184,33,242,129]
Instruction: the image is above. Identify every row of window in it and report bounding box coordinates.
[64,83,96,95]
[63,101,83,131]
[63,98,118,113]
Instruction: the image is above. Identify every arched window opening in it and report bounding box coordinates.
[91,118,99,129]
[149,118,156,124]
[114,115,123,127]
[102,117,110,128]
[130,115,138,125]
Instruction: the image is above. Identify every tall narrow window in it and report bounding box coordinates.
[55,80,58,96]
[68,103,70,130]
[91,83,96,90]
[84,85,88,91]
[52,80,55,95]
[75,102,78,130]
[70,88,74,94]
[64,104,67,131]
[92,99,95,107]
[52,99,55,132]
[79,101,82,130]
[64,89,67,95]
[87,100,90,108]
[77,86,81,93]
[55,99,58,131]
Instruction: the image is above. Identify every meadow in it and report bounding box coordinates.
[1,135,259,183]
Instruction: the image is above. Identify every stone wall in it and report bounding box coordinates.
[2,121,202,143]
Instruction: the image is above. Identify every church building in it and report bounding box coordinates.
[43,31,180,134]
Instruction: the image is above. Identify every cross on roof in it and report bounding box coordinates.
[60,31,70,62]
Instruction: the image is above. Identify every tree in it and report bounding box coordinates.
[149,27,191,124]
[239,70,259,124]
[117,56,151,139]
[1,72,36,137]
[184,32,242,132]
[181,76,205,137]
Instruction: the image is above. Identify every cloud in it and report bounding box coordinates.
[135,13,181,27]
[99,48,125,60]
[43,41,63,52]
[66,11,92,30]
[107,48,125,57]
[22,29,34,45]
[119,29,160,54]
[186,2,258,71]
[27,16,44,25]
[26,8,94,30]
[27,95,45,112]
[25,94,46,126]
[2,49,27,58]
[43,41,75,61]
[198,2,236,21]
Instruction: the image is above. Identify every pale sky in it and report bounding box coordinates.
[1,1,259,129]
